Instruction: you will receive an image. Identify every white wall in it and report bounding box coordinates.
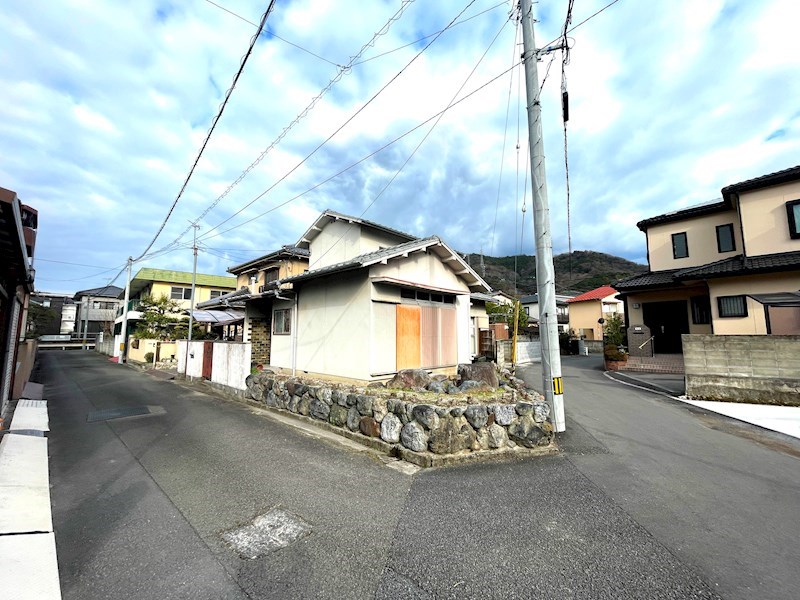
[456,295,471,364]
[370,251,465,291]
[176,340,205,378]
[211,342,251,390]
[370,301,396,375]
[308,220,361,270]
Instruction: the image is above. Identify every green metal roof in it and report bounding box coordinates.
[131,268,237,289]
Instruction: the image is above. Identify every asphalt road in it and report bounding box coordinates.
[42,351,800,599]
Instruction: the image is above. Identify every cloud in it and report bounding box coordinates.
[1,0,798,293]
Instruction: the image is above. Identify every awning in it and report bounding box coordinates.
[190,309,245,325]
[748,292,800,307]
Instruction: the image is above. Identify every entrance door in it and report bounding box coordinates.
[202,340,214,379]
[642,300,689,354]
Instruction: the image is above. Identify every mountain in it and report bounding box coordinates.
[462,250,647,296]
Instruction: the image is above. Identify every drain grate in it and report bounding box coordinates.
[222,508,312,559]
[87,406,152,423]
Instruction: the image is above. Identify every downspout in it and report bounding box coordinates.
[291,290,299,376]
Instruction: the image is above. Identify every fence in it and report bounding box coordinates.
[177,340,251,390]
[496,340,542,367]
[683,334,800,406]
[94,333,115,356]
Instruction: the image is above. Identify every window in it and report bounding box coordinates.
[717,295,748,318]
[171,287,192,300]
[691,296,711,324]
[273,308,291,334]
[43,299,51,307]
[264,269,279,283]
[209,290,224,299]
[524,306,530,316]
[672,232,688,259]
[716,223,736,253]
[399,288,456,304]
[787,199,800,239]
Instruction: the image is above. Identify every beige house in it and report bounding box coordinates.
[247,210,491,382]
[228,246,309,293]
[616,165,800,354]
[113,268,237,358]
[566,286,624,341]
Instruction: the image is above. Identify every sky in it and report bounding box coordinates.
[1,0,798,294]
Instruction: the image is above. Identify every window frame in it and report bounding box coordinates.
[273,308,292,335]
[672,232,689,259]
[690,296,711,325]
[170,286,192,301]
[717,295,748,318]
[209,290,224,299]
[786,199,800,240]
[715,223,736,253]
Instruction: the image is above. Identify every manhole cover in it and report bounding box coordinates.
[222,508,312,559]
[87,406,152,422]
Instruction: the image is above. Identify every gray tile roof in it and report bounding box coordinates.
[676,251,800,279]
[227,245,309,274]
[613,270,682,290]
[721,164,800,200]
[196,286,251,309]
[616,251,800,290]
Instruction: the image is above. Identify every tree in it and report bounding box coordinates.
[26,304,59,337]
[133,294,183,340]
[603,313,626,347]
[486,301,529,331]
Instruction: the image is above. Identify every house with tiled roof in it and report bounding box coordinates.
[565,285,623,341]
[239,210,491,382]
[615,165,800,356]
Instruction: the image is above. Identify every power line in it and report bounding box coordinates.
[197,0,479,243]
[352,0,509,66]
[203,0,343,68]
[200,60,524,242]
[308,9,514,270]
[156,0,418,256]
[490,16,520,257]
[133,0,276,262]
[35,257,119,269]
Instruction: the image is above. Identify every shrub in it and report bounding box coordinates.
[144,352,154,363]
[604,344,626,362]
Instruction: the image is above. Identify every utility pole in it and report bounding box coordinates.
[81,296,89,350]
[119,257,133,363]
[520,0,566,432]
[184,222,200,378]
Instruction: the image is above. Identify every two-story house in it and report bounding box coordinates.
[615,165,800,357]
[242,209,491,382]
[74,285,123,336]
[566,286,624,341]
[113,268,236,358]
[520,293,572,333]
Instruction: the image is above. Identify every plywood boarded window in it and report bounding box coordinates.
[396,304,456,370]
[396,304,421,370]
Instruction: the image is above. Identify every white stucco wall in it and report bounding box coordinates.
[307,221,410,270]
[211,342,251,390]
[456,295,471,364]
[271,272,373,379]
[176,340,205,378]
[370,251,466,292]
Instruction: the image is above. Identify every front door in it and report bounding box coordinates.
[642,300,689,354]
[396,305,421,370]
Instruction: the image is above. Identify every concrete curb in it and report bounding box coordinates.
[0,385,62,599]
[603,370,681,398]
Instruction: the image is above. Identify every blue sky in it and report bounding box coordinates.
[1,0,798,293]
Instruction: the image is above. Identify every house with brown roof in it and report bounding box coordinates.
[566,285,623,341]
[615,165,800,357]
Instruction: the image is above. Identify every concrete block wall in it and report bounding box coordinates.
[495,340,542,367]
[683,334,800,406]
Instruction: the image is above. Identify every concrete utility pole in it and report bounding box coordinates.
[119,257,133,363]
[520,0,566,432]
[184,222,200,378]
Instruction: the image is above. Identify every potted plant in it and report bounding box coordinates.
[603,343,628,370]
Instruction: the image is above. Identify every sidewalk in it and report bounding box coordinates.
[606,370,800,440]
[0,381,62,599]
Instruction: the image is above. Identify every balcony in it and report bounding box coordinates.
[116,299,141,319]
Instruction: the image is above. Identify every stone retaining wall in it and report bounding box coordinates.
[245,372,554,465]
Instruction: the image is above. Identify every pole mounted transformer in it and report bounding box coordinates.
[520,0,566,432]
